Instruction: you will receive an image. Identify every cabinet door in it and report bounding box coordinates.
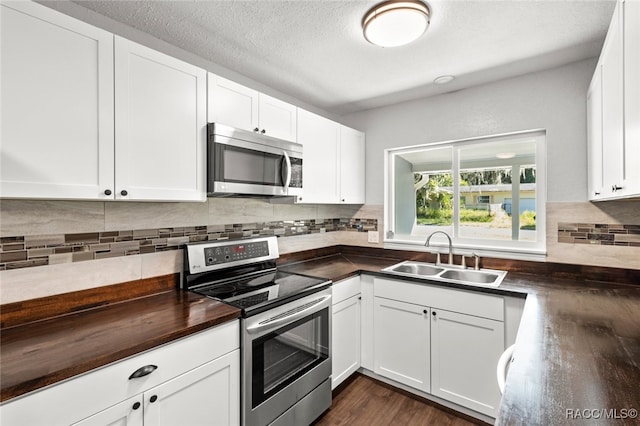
[373,297,430,393]
[208,73,259,132]
[72,396,143,426]
[601,1,624,198]
[339,126,366,204]
[296,109,340,203]
[114,37,206,201]
[624,0,640,197]
[258,94,297,142]
[332,294,361,389]
[431,309,504,417]
[587,69,604,200]
[0,1,115,200]
[144,349,240,426]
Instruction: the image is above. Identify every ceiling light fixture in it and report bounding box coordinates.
[433,75,455,84]
[496,152,516,159]
[362,0,431,48]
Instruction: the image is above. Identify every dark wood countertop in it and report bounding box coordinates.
[279,249,640,425]
[3,245,639,424]
[0,282,240,402]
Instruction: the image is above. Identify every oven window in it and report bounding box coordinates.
[217,144,284,186]
[252,308,329,408]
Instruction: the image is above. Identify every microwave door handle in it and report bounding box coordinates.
[282,151,292,190]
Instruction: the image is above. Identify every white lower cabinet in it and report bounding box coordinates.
[1,321,240,426]
[372,277,507,418]
[430,309,504,417]
[74,350,240,426]
[373,297,431,393]
[331,276,361,390]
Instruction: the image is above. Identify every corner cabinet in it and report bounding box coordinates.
[0,1,207,202]
[331,276,361,390]
[0,322,240,426]
[208,73,297,142]
[588,0,640,201]
[296,109,365,204]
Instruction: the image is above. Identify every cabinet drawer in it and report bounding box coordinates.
[374,278,503,321]
[0,321,239,426]
[332,276,361,305]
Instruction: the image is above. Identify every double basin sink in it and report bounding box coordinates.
[382,260,507,287]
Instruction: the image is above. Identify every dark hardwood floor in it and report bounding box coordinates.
[314,375,484,426]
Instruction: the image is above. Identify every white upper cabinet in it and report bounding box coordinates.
[114,37,206,201]
[296,109,340,203]
[0,2,206,202]
[624,0,640,197]
[208,73,297,142]
[339,126,366,204]
[587,70,604,200]
[296,109,366,204]
[207,74,259,131]
[588,0,640,200]
[0,1,115,200]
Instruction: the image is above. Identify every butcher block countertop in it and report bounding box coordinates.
[2,245,639,426]
[278,247,640,426]
[0,274,240,402]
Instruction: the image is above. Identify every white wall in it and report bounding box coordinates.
[343,58,596,204]
[342,58,640,270]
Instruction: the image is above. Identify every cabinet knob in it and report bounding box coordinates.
[128,364,157,380]
[132,402,141,410]
[594,191,600,196]
[261,129,266,134]
[423,309,427,314]
[253,127,259,132]
[150,395,158,403]
[104,189,112,196]
[120,190,128,196]
[298,197,303,201]
[342,199,345,202]
[358,296,362,300]
[432,311,437,316]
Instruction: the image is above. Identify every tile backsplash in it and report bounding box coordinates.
[0,218,378,271]
[558,223,640,246]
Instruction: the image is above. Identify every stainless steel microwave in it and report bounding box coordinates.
[207,123,303,197]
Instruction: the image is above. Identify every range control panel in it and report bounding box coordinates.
[204,240,270,266]
[185,236,279,274]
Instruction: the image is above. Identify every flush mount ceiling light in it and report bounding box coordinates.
[362,0,431,47]
[496,152,517,159]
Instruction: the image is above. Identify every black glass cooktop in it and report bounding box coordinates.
[191,270,330,316]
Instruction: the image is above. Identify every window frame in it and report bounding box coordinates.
[384,129,547,261]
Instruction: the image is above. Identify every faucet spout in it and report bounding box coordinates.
[425,231,453,265]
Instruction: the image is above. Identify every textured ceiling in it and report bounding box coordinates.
[71,0,616,115]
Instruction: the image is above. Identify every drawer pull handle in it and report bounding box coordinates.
[128,364,158,379]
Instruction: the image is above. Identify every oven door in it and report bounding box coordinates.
[208,131,303,197]
[242,289,331,426]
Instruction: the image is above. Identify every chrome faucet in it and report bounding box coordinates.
[425,231,453,265]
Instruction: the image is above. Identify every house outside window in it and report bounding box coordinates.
[385,130,546,259]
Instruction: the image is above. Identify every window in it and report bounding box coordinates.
[385,131,546,258]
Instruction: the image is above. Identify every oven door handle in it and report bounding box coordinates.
[246,294,331,335]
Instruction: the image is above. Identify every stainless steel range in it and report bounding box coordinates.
[183,236,332,426]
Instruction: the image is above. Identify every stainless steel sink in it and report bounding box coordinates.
[382,260,507,287]
[439,269,500,284]
[387,262,444,276]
